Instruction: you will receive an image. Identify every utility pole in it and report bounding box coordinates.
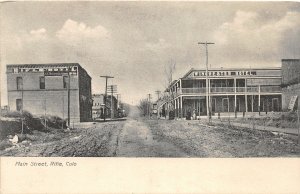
[297,109,300,144]
[148,94,151,119]
[116,94,121,118]
[108,85,117,119]
[100,75,114,122]
[111,85,113,119]
[44,98,47,131]
[198,41,214,122]
[155,90,161,117]
[62,95,64,130]
[155,90,161,100]
[21,80,24,134]
[116,94,121,109]
[67,68,71,127]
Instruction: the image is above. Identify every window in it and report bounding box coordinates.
[40,76,45,89]
[16,99,22,111]
[16,77,23,90]
[63,76,68,89]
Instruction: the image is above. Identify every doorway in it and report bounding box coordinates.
[211,98,216,113]
[16,99,22,111]
[222,98,229,112]
[272,98,279,111]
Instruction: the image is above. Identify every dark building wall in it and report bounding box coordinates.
[281,59,300,110]
[282,59,300,86]
[78,66,92,122]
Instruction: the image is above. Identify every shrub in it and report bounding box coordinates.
[0,120,23,140]
[280,111,297,122]
[40,115,66,129]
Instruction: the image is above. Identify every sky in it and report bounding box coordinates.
[1,1,300,105]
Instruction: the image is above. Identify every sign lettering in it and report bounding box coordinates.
[190,70,257,77]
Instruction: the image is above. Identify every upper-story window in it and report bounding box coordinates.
[16,77,23,90]
[63,76,68,89]
[40,76,45,89]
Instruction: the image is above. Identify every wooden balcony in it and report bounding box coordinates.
[175,86,282,96]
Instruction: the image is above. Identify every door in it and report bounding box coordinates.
[200,99,206,115]
[211,98,216,113]
[272,98,279,112]
[16,99,22,111]
[222,98,229,112]
[236,98,240,112]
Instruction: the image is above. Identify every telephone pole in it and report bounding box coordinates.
[148,94,151,119]
[155,90,161,100]
[116,94,121,109]
[100,75,114,122]
[111,86,113,119]
[198,41,214,121]
[155,90,161,117]
[108,85,117,119]
[67,67,71,127]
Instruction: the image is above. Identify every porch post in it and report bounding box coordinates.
[234,78,237,118]
[245,78,248,112]
[180,96,183,118]
[174,98,177,118]
[258,85,261,114]
[234,78,237,111]
[176,98,179,118]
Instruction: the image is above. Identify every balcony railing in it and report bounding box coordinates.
[181,88,206,94]
[260,86,281,93]
[177,86,282,95]
[247,87,259,92]
[236,87,245,92]
[210,87,234,93]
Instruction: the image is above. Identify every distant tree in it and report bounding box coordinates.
[138,98,151,116]
[164,60,176,117]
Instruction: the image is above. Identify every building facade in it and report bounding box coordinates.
[281,59,300,110]
[159,67,282,118]
[6,63,92,123]
[92,94,118,119]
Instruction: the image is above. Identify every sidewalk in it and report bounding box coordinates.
[94,117,127,122]
[168,112,299,135]
[212,119,299,135]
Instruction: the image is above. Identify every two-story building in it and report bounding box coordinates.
[92,94,118,119]
[159,67,282,118]
[6,63,92,123]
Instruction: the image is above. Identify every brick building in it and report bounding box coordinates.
[159,67,282,118]
[281,59,300,110]
[6,63,92,123]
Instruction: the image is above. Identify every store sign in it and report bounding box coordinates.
[11,66,78,76]
[191,70,257,77]
[44,71,65,76]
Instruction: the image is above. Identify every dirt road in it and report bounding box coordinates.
[116,106,188,157]
[0,121,124,157]
[1,106,299,157]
